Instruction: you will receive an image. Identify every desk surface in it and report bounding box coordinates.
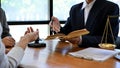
[18,39,120,68]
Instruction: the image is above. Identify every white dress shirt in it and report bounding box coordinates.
[82,0,96,25]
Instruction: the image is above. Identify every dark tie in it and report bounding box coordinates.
[79,8,85,28]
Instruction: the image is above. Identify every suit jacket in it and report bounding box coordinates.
[60,0,119,47]
[0,8,11,38]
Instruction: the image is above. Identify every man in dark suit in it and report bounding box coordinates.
[49,0,119,47]
[0,7,15,48]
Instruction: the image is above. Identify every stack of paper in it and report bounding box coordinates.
[69,47,118,62]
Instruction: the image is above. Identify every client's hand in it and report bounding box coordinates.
[2,36,15,47]
[24,27,39,42]
[49,16,61,33]
[17,27,39,50]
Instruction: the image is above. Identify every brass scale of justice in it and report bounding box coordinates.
[99,15,120,49]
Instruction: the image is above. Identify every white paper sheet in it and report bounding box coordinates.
[69,47,118,62]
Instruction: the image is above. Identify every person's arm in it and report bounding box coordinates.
[0,8,15,47]
[0,27,39,68]
[0,8,11,38]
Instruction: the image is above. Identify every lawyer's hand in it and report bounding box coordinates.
[49,16,61,33]
[67,36,82,45]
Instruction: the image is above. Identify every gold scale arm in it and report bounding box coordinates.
[101,15,119,44]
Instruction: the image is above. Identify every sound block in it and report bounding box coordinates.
[28,42,46,48]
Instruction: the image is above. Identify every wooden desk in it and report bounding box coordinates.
[18,39,120,68]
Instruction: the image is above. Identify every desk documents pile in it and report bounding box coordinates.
[69,47,118,62]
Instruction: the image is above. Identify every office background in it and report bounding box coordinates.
[0,0,120,41]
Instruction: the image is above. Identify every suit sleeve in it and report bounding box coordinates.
[60,5,77,35]
[0,8,11,39]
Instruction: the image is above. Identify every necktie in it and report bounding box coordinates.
[79,8,85,28]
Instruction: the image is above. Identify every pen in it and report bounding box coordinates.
[51,19,55,35]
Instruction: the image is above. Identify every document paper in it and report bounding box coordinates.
[69,47,117,62]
